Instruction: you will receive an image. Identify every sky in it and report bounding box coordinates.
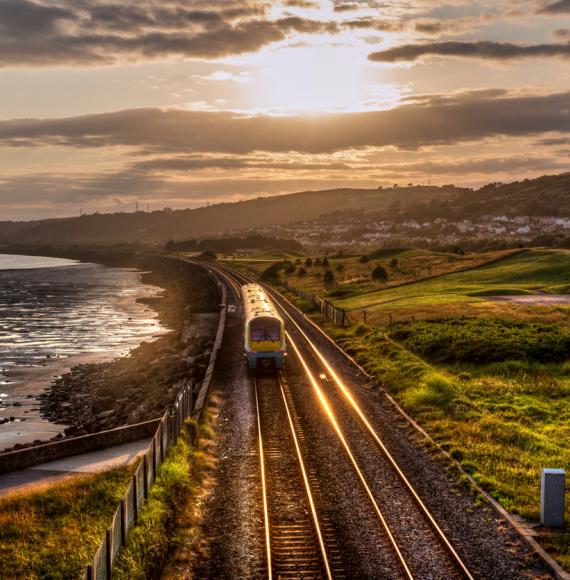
[0,0,570,220]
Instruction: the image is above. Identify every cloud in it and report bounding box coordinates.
[1,90,570,154]
[553,28,570,40]
[538,0,570,14]
[334,3,361,12]
[0,1,339,66]
[369,40,570,62]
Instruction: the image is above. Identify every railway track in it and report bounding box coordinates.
[255,373,342,579]
[205,262,475,579]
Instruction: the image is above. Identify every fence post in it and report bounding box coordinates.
[120,498,126,546]
[105,529,112,580]
[132,474,138,523]
[152,437,157,480]
[143,455,149,498]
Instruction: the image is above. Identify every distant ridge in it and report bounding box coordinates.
[0,185,464,244]
[1,172,568,244]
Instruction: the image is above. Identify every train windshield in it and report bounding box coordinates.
[251,317,280,341]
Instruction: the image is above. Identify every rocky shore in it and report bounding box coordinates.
[2,254,220,451]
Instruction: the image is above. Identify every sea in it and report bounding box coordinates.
[0,254,166,450]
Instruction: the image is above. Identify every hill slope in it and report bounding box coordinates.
[0,185,462,244]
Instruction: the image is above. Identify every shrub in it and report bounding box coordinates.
[322,257,330,267]
[297,267,307,277]
[336,264,345,272]
[390,257,399,269]
[371,264,389,282]
[323,270,334,287]
[197,250,216,260]
[359,255,370,263]
[388,317,570,364]
[314,257,322,267]
[305,257,313,267]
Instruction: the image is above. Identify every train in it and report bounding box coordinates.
[242,284,286,371]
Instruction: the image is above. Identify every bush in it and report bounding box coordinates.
[305,257,313,267]
[359,255,370,263]
[323,270,334,287]
[371,264,389,282]
[197,250,216,260]
[388,317,570,364]
[314,257,322,267]
[260,262,284,283]
[283,261,296,275]
[322,257,330,267]
[336,264,344,272]
[390,257,399,269]
[297,267,307,277]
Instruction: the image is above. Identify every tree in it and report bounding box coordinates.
[314,257,322,267]
[390,257,399,269]
[305,257,313,267]
[359,255,370,263]
[298,267,307,277]
[323,270,335,287]
[198,250,217,260]
[371,264,389,282]
[283,260,295,274]
[322,256,329,267]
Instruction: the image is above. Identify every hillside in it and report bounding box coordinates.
[396,172,570,222]
[0,185,462,244]
[1,172,569,245]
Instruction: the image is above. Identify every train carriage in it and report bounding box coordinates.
[242,284,286,371]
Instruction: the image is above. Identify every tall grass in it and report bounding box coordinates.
[0,467,133,579]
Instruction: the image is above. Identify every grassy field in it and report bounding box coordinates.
[224,247,521,298]
[0,467,133,578]
[333,249,570,312]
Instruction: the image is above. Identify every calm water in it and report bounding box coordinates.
[0,254,165,382]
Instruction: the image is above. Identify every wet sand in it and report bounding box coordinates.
[0,352,116,450]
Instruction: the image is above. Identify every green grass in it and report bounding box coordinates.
[335,249,570,311]
[0,467,133,579]
[114,419,201,579]
[325,319,570,570]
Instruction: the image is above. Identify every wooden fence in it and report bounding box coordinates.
[84,265,227,579]
[84,383,193,580]
[282,281,350,326]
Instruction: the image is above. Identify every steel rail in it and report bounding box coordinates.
[254,376,273,580]
[263,285,475,580]
[277,373,334,580]
[286,331,414,580]
[211,263,474,580]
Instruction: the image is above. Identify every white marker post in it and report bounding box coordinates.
[540,468,566,527]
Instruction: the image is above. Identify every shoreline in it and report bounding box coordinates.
[0,262,168,452]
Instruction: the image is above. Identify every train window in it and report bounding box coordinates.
[251,318,280,341]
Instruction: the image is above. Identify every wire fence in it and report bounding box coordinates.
[84,384,193,580]
[282,281,350,326]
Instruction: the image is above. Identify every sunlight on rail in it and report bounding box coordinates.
[286,331,414,580]
[278,375,333,580]
[279,291,474,580]
[254,377,272,580]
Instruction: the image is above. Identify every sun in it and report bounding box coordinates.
[253,43,369,114]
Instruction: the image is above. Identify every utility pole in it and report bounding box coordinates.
[135,201,139,212]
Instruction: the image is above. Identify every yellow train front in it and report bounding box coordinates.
[242,284,286,371]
